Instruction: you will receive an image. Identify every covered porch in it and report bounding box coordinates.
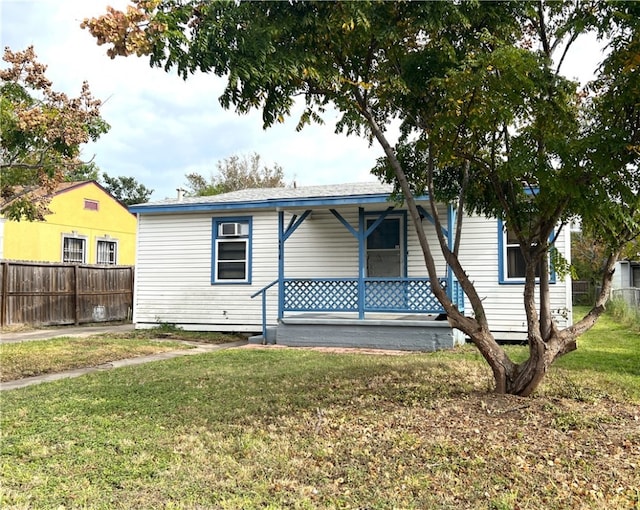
[251,202,466,350]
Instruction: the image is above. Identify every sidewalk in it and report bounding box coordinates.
[1,324,247,391]
[1,323,136,343]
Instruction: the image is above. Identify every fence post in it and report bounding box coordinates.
[1,261,8,327]
[74,265,80,325]
[129,266,134,321]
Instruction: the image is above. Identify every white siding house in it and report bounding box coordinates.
[129,183,572,345]
[613,260,640,290]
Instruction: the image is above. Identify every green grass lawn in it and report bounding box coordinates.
[545,306,640,402]
[0,337,193,382]
[1,312,638,509]
[0,329,244,382]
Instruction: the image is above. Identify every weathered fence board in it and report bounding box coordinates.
[0,261,134,327]
[572,280,593,305]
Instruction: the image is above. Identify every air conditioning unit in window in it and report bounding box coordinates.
[219,222,245,237]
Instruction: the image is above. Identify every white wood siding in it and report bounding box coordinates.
[456,213,572,337]
[133,203,571,337]
[284,209,359,278]
[406,203,448,277]
[134,211,279,331]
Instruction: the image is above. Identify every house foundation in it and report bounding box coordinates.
[257,314,464,351]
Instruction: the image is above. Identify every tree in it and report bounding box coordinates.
[63,162,154,206]
[1,46,109,220]
[83,1,639,396]
[101,173,153,206]
[185,152,286,196]
[64,161,100,182]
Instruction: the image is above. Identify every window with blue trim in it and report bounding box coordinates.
[212,217,252,284]
[498,220,555,284]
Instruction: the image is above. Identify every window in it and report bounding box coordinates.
[499,220,554,284]
[97,239,117,265]
[62,236,86,263]
[84,199,99,211]
[212,218,252,283]
[504,227,535,279]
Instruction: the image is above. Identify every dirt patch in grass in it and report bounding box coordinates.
[241,343,412,355]
[106,328,246,343]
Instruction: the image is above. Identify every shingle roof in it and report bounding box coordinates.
[137,182,395,208]
[132,182,393,212]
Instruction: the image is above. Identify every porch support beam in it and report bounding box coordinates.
[330,209,358,238]
[283,210,312,241]
[418,204,448,238]
[364,207,395,238]
[447,203,456,307]
[278,211,285,319]
[358,208,365,319]
[278,209,313,319]
[348,206,395,320]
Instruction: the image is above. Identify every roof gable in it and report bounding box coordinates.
[3,180,134,218]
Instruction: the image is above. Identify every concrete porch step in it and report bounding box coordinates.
[248,326,277,345]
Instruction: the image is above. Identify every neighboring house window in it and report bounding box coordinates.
[84,199,99,211]
[212,218,252,284]
[96,239,118,265]
[62,236,86,263]
[498,220,555,284]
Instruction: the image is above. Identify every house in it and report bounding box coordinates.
[128,182,573,349]
[0,181,136,265]
[613,260,640,290]
[612,259,640,308]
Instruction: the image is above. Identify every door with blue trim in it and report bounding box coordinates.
[366,217,402,277]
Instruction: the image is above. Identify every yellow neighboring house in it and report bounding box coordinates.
[0,180,137,265]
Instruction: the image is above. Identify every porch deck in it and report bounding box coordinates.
[255,312,465,351]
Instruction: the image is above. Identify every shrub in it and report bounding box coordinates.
[607,297,640,332]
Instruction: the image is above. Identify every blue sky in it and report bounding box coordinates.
[1,1,604,201]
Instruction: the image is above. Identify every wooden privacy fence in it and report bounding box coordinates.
[572,280,593,304]
[0,261,134,327]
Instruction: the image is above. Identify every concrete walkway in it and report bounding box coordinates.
[1,324,247,391]
[1,323,135,343]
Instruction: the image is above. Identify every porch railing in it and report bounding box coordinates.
[251,277,465,338]
[283,277,451,314]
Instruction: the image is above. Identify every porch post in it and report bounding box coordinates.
[278,210,285,319]
[358,207,365,319]
[447,202,455,304]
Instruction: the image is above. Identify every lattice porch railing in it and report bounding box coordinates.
[283,277,450,314]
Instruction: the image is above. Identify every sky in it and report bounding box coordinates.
[1,1,606,202]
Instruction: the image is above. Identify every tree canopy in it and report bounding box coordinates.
[84,1,639,396]
[101,173,154,206]
[184,152,286,196]
[1,46,109,220]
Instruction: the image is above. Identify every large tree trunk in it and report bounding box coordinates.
[497,250,620,396]
[356,93,622,397]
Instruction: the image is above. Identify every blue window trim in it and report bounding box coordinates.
[498,219,556,285]
[363,210,408,278]
[211,216,253,285]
